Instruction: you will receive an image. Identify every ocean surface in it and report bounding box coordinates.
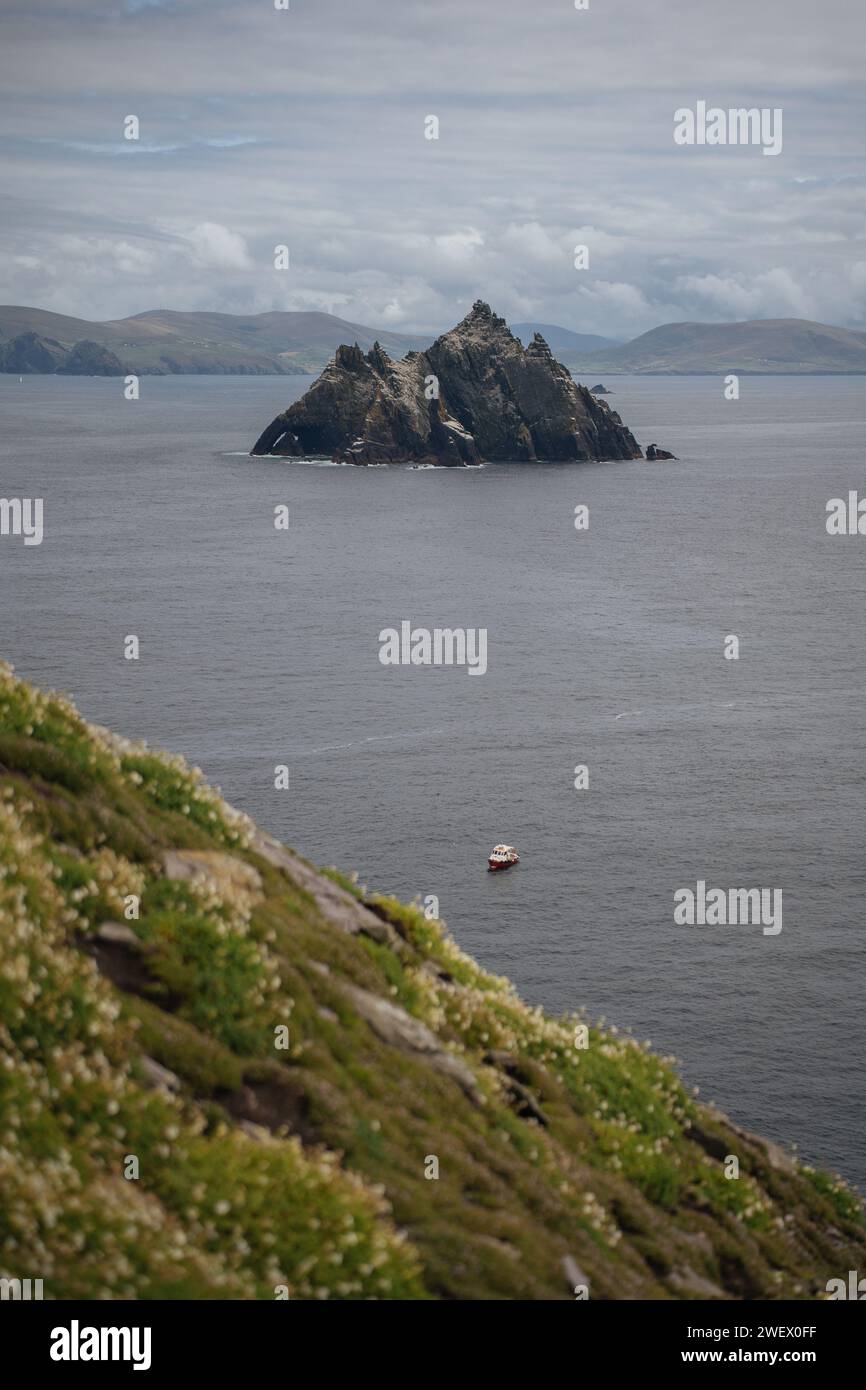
[2,371,865,1189]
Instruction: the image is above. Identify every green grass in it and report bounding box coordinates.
[1,659,864,1300]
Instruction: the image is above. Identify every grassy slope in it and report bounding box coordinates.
[1,662,863,1300]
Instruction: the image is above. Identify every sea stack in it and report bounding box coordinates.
[251,301,642,465]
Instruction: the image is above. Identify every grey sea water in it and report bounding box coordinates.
[2,371,865,1188]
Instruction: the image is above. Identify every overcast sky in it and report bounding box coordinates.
[1,0,864,337]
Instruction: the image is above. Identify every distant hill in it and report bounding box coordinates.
[0,306,429,376]
[511,322,619,356]
[55,340,128,376]
[0,330,69,374]
[0,329,127,376]
[567,318,866,376]
[4,306,866,377]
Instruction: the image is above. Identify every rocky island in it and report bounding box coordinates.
[251,301,643,465]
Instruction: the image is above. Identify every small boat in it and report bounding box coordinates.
[488,843,519,871]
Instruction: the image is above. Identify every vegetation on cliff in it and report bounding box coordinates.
[0,662,863,1299]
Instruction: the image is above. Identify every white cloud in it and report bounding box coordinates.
[183,222,251,271]
[674,269,811,319]
[0,1,863,336]
[500,222,564,268]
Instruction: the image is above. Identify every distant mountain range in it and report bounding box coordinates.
[511,322,620,355]
[0,306,428,377]
[565,318,866,376]
[1,305,865,377]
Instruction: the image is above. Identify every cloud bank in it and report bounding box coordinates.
[0,0,863,336]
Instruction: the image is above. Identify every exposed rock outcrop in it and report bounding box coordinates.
[645,443,677,460]
[0,332,127,376]
[0,331,68,374]
[341,982,483,1105]
[138,1055,182,1093]
[251,301,642,465]
[590,382,611,394]
[56,340,127,376]
[249,828,403,950]
[162,848,264,905]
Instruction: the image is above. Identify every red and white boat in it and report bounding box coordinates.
[488,844,519,871]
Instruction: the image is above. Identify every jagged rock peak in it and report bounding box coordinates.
[251,302,643,466]
[332,341,396,376]
[367,340,393,372]
[334,342,367,372]
[446,299,513,341]
[525,332,554,358]
[467,298,502,324]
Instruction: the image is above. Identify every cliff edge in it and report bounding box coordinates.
[1,661,862,1299]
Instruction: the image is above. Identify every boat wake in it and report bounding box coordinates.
[615,701,734,722]
[610,691,857,723]
[302,727,445,755]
